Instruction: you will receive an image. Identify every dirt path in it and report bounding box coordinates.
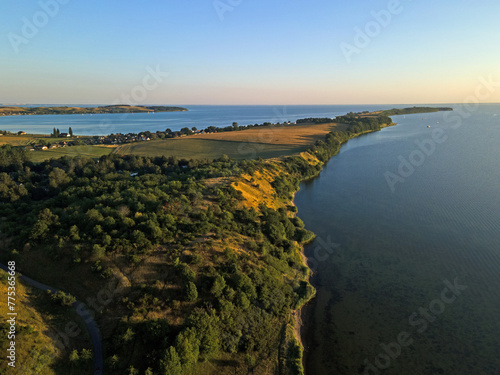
[0,263,103,375]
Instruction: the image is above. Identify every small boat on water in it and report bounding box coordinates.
[427,125,431,128]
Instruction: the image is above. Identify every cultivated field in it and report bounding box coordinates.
[0,135,34,146]
[117,122,342,160]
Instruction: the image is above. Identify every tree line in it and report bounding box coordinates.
[51,127,73,137]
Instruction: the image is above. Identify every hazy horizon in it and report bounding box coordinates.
[2,102,499,107]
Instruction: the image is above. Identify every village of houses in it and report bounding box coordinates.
[13,128,196,152]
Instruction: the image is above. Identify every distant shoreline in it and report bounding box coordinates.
[0,105,188,117]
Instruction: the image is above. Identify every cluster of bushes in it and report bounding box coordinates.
[48,290,77,307]
[334,112,391,134]
[0,154,265,260]
[295,112,391,135]
[296,117,333,124]
[0,145,29,168]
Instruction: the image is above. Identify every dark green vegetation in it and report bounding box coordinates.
[0,144,30,169]
[0,105,187,116]
[296,118,333,124]
[0,150,318,374]
[333,112,393,134]
[381,106,453,116]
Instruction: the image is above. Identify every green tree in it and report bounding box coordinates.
[92,244,106,260]
[69,225,80,241]
[185,281,198,302]
[107,354,119,369]
[175,328,200,367]
[30,208,58,241]
[161,346,182,375]
[0,173,28,201]
[180,127,192,135]
[69,349,79,363]
[210,275,226,298]
[80,348,92,361]
[122,327,135,342]
[187,309,220,358]
[69,127,73,137]
[48,167,70,188]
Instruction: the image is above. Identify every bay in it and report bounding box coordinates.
[294,103,500,374]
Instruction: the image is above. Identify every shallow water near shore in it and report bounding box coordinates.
[295,104,500,374]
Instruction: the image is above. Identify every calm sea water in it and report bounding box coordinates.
[294,104,500,374]
[0,104,429,136]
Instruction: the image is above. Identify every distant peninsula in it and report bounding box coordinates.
[0,105,188,116]
[380,106,453,116]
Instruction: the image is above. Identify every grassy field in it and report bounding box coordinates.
[0,135,34,146]
[29,145,116,162]
[117,122,342,160]
[0,269,96,374]
[0,271,59,374]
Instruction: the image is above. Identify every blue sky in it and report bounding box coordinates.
[1,0,499,105]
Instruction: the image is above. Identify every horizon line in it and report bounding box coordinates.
[1,102,499,107]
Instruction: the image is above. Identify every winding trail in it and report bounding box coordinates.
[0,263,103,375]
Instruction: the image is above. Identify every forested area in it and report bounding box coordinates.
[381,106,452,116]
[0,149,317,374]
[334,112,392,134]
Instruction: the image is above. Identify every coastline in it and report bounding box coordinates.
[289,121,399,373]
[288,108,452,372]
